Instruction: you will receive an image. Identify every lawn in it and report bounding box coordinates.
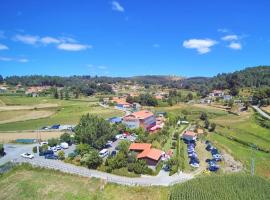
[0,165,168,200]
[0,96,123,131]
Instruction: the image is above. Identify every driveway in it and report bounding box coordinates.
[252,106,270,120]
[0,143,36,166]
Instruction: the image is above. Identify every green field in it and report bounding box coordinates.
[170,174,270,200]
[0,165,168,200]
[0,96,123,131]
[1,165,269,200]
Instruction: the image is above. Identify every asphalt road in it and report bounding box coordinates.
[252,106,270,120]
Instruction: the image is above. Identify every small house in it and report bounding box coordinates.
[182,131,197,141]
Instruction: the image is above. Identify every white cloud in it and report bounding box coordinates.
[18,58,29,63]
[112,1,124,12]
[0,57,12,61]
[222,34,238,41]
[98,65,107,69]
[13,34,39,45]
[40,36,60,44]
[0,56,29,62]
[183,39,217,54]
[218,28,229,33]
[153,44,160,48]
[0,44,8,50]
[57,43,91,51]
[228,42,242,50]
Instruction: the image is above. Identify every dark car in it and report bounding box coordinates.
[39,150,54,156]
[51,124,60,129]
[206,145,213,151]
[110,150,117,157]
[45,154,58,160]
[211,148,219,155]
[163,164,170,172]
[208,165,219,172]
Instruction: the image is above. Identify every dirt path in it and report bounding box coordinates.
[222,151,243,173]
[0,131,63,143]
[0,99,5,106]
[0,103,58,111]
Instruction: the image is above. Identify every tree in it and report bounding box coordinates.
[64,89,69,100]
[75,114,117,149]
[60,90,64,100]
[75,143,92,156]
[81,149,102,169]
[60,132,71,144]
[117,140,130,154]
[209,123,216,132]
[48,138,58,147]
[58,150,65,160]
[200,112,208,121]
[52,87,59,99]
[204,119,209,129]
[186,93,193,101]
[0,75,3,84]
[126,95,134,104]
[0,144,5,157]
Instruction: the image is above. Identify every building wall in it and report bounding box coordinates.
[142,157,160,166]
[122,118,140,129]
[140,115,156,130]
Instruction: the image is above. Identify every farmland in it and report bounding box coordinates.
[0,96,123,131]
[170,174,270,200]
[1,165,269,200]
[0,165,168,200]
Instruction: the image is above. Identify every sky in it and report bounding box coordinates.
[0,0,270,77]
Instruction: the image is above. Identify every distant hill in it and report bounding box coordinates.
[180,66,270,91]
[131,75,184,85]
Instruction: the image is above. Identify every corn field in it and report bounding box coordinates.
[170,174,270,200]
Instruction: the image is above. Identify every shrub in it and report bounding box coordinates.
[171,141,177,149]
[32,146,37,153]
[48,138,58,147]
[80,150,102,169]
[0,144,4,157]
[58,150,65,160]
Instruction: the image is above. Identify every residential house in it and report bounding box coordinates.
[129,143,163,166]
[182,131,197,141]
[223,95,232,101]
[209,90,225,97]
[123,110,156,130]
[112,97,131,108]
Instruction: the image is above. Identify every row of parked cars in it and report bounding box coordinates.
[205,141,222,172]
[184,139,200,168]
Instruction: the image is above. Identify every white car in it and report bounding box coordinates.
[21,153,34,159]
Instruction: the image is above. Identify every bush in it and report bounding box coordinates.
[48,138,58,147]
[32,146,37,153]
[68,152,77,159]
[169,165,178,176]
[0,144,4,157]
[80,150,102,169]
[58,150,65,160]
[171,141,176,149]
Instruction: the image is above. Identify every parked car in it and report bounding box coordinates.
[45,154,58,160]
[60,142,69,149]
[190,163,200,168]
[40,141,48,145]
[21,153,34,159]
[39,150,54,156]
[208,165,219,172]
[99,149,109,158]
[110,150,117,157]
[56,145,61,151]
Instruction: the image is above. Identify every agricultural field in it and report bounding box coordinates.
[0,96,123,131]
[170,174,270,200]
[0,165,168,200]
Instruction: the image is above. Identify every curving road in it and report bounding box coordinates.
[252,106,270,120]
[14,157,193,186]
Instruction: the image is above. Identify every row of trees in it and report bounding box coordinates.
[200,112,216,132]
[126,93,158,106]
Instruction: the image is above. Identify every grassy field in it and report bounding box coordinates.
[170,174,270,200]
[0,165,168,200]
[1,165,269,200]
[0,96,123,131]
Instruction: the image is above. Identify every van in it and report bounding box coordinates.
[99,149,108,158]
[60,142,69,149]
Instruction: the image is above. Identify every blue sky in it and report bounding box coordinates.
[0,0,270,77]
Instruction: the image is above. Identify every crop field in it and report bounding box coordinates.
[170,174,270,200]
[0,96,123,131]
[0,165,168,200]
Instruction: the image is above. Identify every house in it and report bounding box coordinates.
[209,90,225,97]
[182,131,197,141]
[200,98,212,104]
[129,143,163,166]
[122,110,156,130]
[112,97,131,108]
[223,95,232,101]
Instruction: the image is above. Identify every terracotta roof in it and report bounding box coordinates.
[131,110,154,119]
[112,97,130,105]
[129,143,152,151]
[197,129,204,134]
[183,131,197,137]
[129,143,162,161]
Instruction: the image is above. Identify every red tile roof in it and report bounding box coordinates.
[131,110,154,119]
[129,143,162,161]
[183,131,197,137]
[129,143,152,151]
